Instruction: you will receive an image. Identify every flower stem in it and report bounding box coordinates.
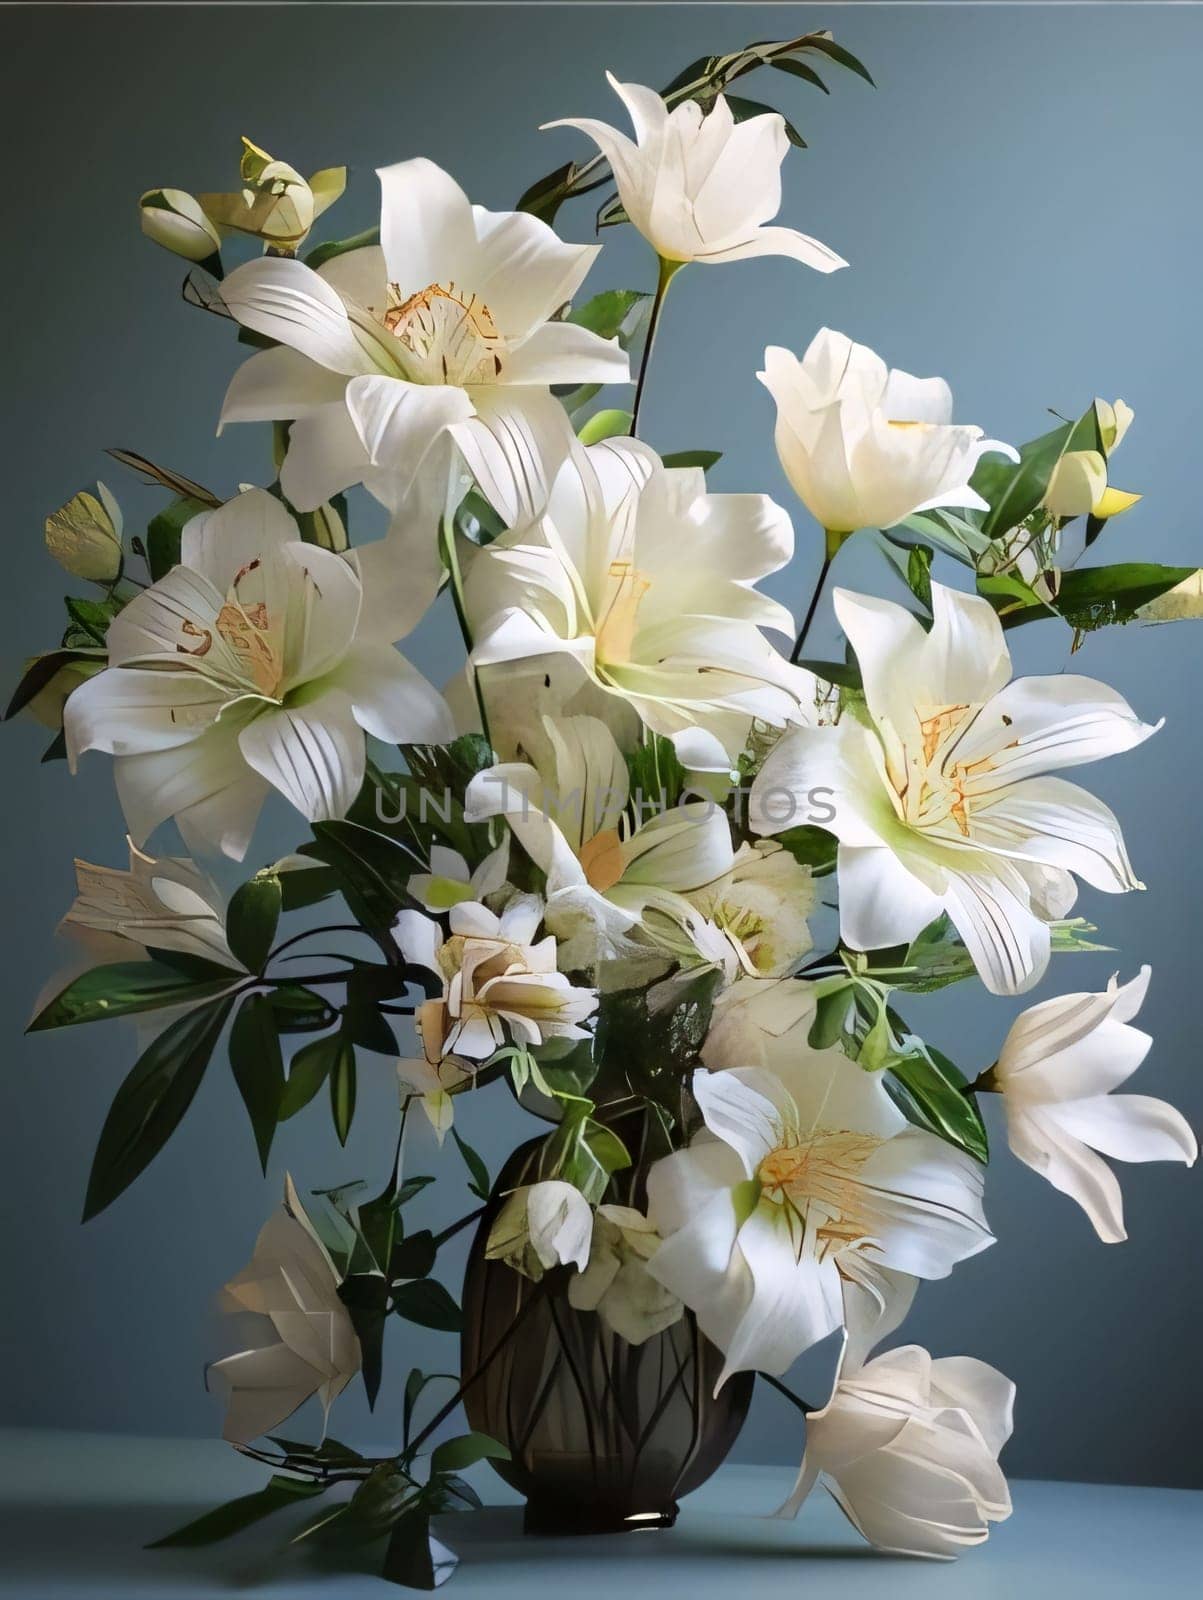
[631,256,683,440]
[789,529,843,665]
[759,1371,815,1417]
[439,512,493,751]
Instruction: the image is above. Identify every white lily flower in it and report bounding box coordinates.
[992,967,1196,1242]
[58,838,240,970]
[393,894,597,1060]
[486,1180,594,1279]
[782,1343,1014,1558]
[700,972,823,1074]
[219,157,626,566]
[645,1058,992,1388]
[468,440,816,768]
[686,840,816,977]
[209,1176,361,1445]
[543,75,846,272]
[750,582,1159,994]
[567,1203,683,1344]
[63,489,451,860]
[465,713,734,970]
[758,330,1016,542]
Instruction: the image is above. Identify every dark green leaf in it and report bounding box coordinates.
[660,449,722,472]
[382,1508,457,1590]
[797,656,863,691]
[83,996,235,1219]
[278,863,339,912]
[450,1128,490,1200]
[774,824,838,876]
[974,405,1103,540]
[229,993,286,1172]
[343,966,402,1054]
[270,984,336,1035]
[770,57,828,92]
[392,1278,462,1332]
[330,1035,357,1145]
[403,1369,455,1446]
[884,1029,988,1164]
[30,959,240,1032]
[64,593,123,645]
[337,1271,388,1407]
[304,226,381,272]
[5,647,104,722]
[146,496,210,581]
[225,871,282,974]
[397,1174,436,1205]
[105,449,219,506]
[276,1030,339,1120]
[565,288,651,344]
[390,1228,437,1280]
[429,1432,511,1474]
[303,819,421,937]
[147,1474,324,1548]
[624,733,687,813]
[805,34,875,85]
[516,159,579,223]
[982,562,1197,633]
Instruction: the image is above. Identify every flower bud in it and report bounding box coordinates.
[44,482,123,582]
[197,137,345,252]
[139,188,221,263]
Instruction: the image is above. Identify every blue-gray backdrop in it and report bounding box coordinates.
[2,3,1200,1489]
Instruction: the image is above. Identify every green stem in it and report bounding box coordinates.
[439,513,493,750]
[789,530,843,664]
[759,1371,815,1417]
[630,256,683,439]
[431,1204,487,1250]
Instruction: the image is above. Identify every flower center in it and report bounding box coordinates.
[890,701,998,841]
[382,280,504,387]
[758,1130,882,1249]
[176,558,284,699]
[595,561,652,668]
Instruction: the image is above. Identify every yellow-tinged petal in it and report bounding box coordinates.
[1092,485,1141,519]
[44,483,123,581]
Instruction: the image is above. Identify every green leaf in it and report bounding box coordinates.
[796,656,863,691]
[30,958,240,1031]
[774,824,838,876]
[450,1128,490,1200]
[329,1035,357,1145]
[278,863,339,912]
[225,871,282,974]
[516,159,580,224]
[83,996,235,1219]
[390,1228,437,1280]
[805,34,875,85]
[770,56,828,92]
[343,965,402,1054]
[104,448,219,507]
[884,1029,988,1164]
[147,1474,325,1548]
[146,496,210,582]
[392,1278,463,1332]
[429,1432,511,1474]
[302,819,421,937]
[64,593,123,645]
[982,562,1197,633]
[566,288,651,344]
[228,994,286,1172]
[403,1369,455,1446]
[660,449,722,472]
[270,984,336,1035]
[974,405,1103,540]
[337,1271,388,1407]
[624,732,687,812]
[382,1508,458,1590]
[304,225,380,272]
[577,408,633,445]
[4,647,105,721]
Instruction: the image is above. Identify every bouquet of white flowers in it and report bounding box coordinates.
[11,25,1197,1590]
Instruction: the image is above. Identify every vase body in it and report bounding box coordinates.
[460,1139,752,1534]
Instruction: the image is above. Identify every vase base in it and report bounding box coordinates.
[523,1498,680,1536]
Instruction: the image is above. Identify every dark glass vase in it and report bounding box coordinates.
[460,1140,753,1535]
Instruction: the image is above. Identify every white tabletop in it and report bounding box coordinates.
[1,1428,1198,1598]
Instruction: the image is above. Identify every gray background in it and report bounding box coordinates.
[1,2,1200,1490]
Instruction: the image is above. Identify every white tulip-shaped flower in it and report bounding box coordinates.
[486,1180,594,1280]
[750,582,1158,994]
[210,1177,361,1445]
[993,967,1196,1242]
[759,329,1015,541]
[393,894,598,1061]
[567,1204,683,1345]
[219,157,627,553]
[63,489,452,860]
[465,713,734,971]
[783,1343,1015,1559]
[468,440,816,770]
[544,76,846,272]
[645,1057,992,1387]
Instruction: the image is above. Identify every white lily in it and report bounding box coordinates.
[467,440,816,769]
[992,966,1196,1242]
[209,1176,361,1445]
[393,894,597,1060]
[567,1204,683,1344]
[58,838,240,970]
[486,1180,594,1279]
[465,713,734,971]
[63,489,451,860]
[759,329,1015,544]
[686,840,816,977]
[219,157,626,562]
[782,1342,1014,1558]
[645,1058,992,1387]
[750,581,1158,994]
[543,75,845,272]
